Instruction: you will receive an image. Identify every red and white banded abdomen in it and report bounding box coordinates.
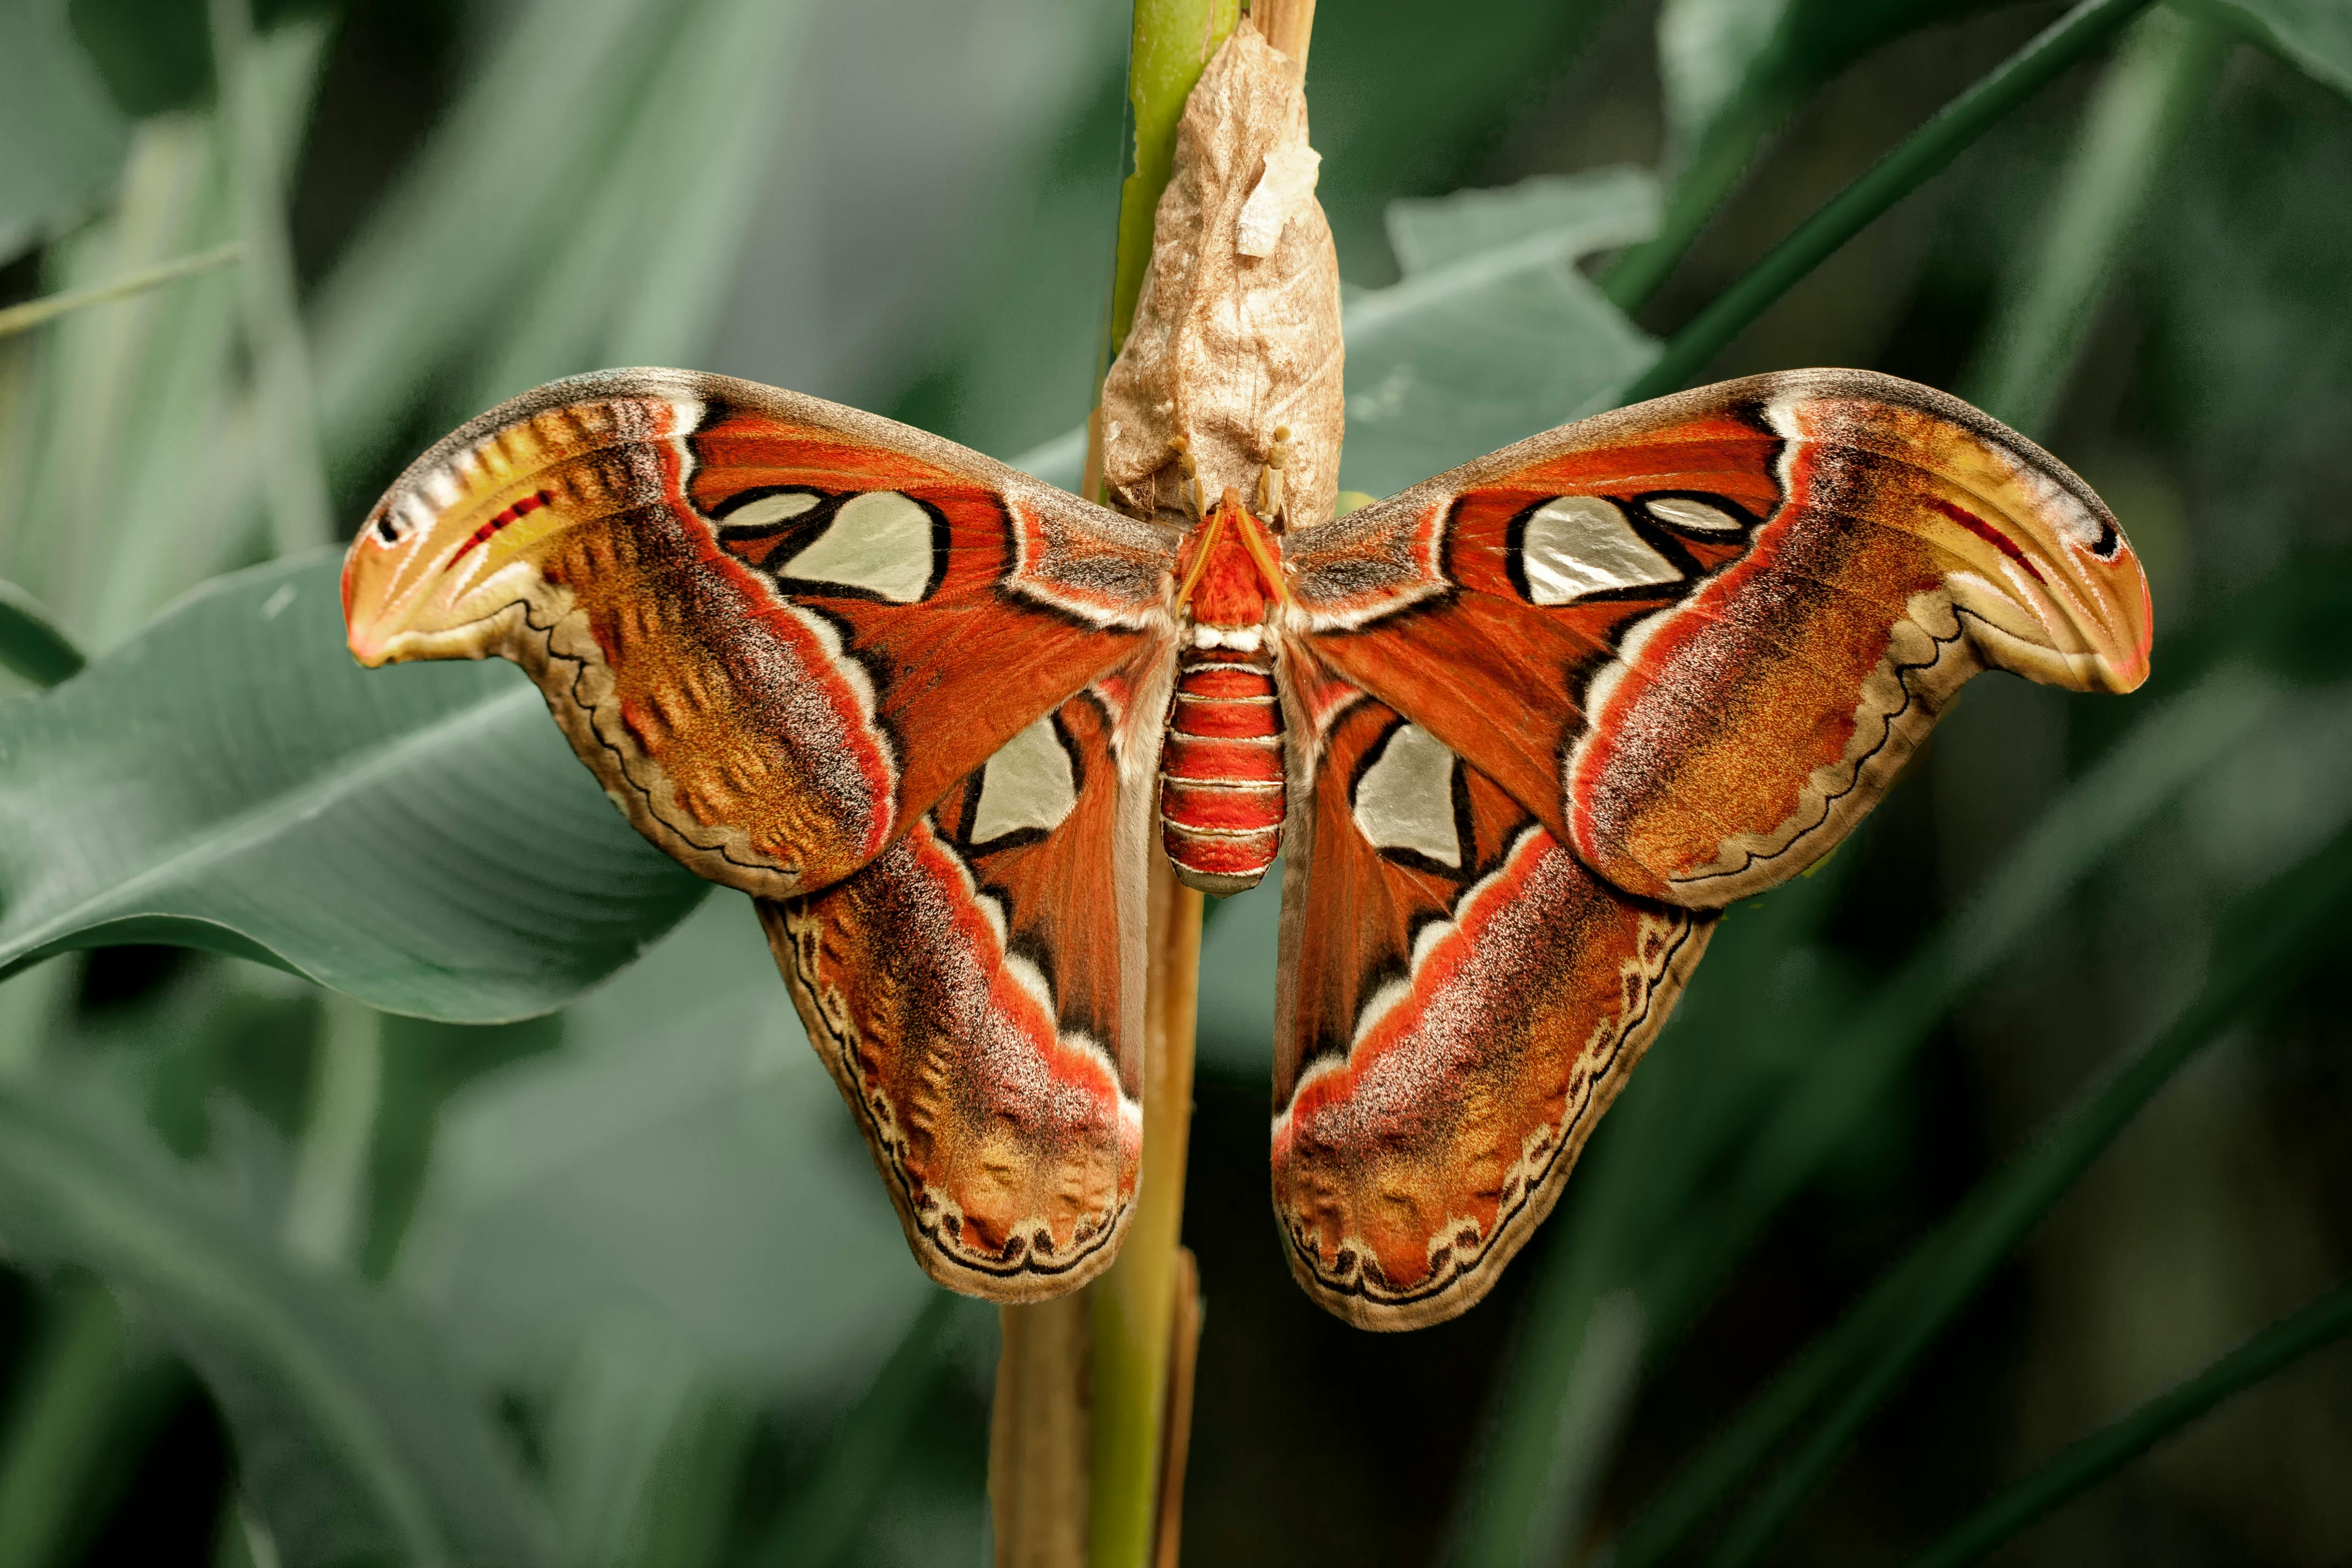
[1159,647,1286,894]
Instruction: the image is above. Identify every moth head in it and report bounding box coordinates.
[342,460,561,668]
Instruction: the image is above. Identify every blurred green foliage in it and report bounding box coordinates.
[2,1,2351,1565]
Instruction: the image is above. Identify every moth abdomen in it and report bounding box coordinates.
[1159,648,1286,894]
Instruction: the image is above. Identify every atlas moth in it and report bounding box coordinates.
[340,21,2150,1330]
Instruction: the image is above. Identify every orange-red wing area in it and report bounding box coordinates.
[1282,369,2152,908]
[342,368,1174,901]
[1270,660,1712,1329]
[759,645,1171,1301]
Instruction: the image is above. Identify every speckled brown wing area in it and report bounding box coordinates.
[760,640,1174,1300]
[342,368,1175,902]
[1269,651,1712,1330]
[1281,368,2153,908]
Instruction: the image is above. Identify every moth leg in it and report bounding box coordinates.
[1170,434,1208,521]
[1256,424,1292,532]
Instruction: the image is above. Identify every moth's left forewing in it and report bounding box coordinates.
[1268,648,1712,1330]
[762,634,1177,1300]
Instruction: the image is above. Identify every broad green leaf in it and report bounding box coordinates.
[0,579,84,688]
[0,0,129,263]
[1385,166,1658,276]
[1340,176,1661,501]
[0,552,708,1021]
[0,1075,557,1568]
[2204,0,2352,98]
[398,893,924,1397]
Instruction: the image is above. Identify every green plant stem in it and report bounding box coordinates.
[1616,0,2156,409]
[1688,814,2352,1568]
[1107,0,1242,359]
[0,246,244,341]
[1060,7,1241,1565]
[1963,9,2232,435]
[1900,1278,2352,1568]
[207,0,332,555]
[1087,865,1206,1568]
[0,580,84,687]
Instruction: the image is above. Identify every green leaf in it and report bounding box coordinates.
[452,0,815,416]
[1685,809,2352,1568]
[2200,0,2352,98]
[1610,0,2002,308]
[1384,166,1659,277]
[1339,172,1662,501]
[0,1075,557,1568]
[0,579,85,688]
[1899,1277,2352,1568]
[1618,0,2164,405]
[1301,0,1634,279]
[396,892,926,1396]
[307,0,796,476]
[0,0,129,263]
[1962,9,2231,435]
[0,552,708,1022]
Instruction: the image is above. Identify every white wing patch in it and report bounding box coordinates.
[1519,496,1680,605]
[722,490,820,531]
[783,490,936,602]
[971,714,1080,844]
[1646,496,1743,534]
[1352,722,1461,867]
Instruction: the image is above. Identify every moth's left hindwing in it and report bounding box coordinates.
[343,368,1178,902]
[762,642,1173,1298]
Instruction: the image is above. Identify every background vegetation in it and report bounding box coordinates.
[2,0,2350,1564]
